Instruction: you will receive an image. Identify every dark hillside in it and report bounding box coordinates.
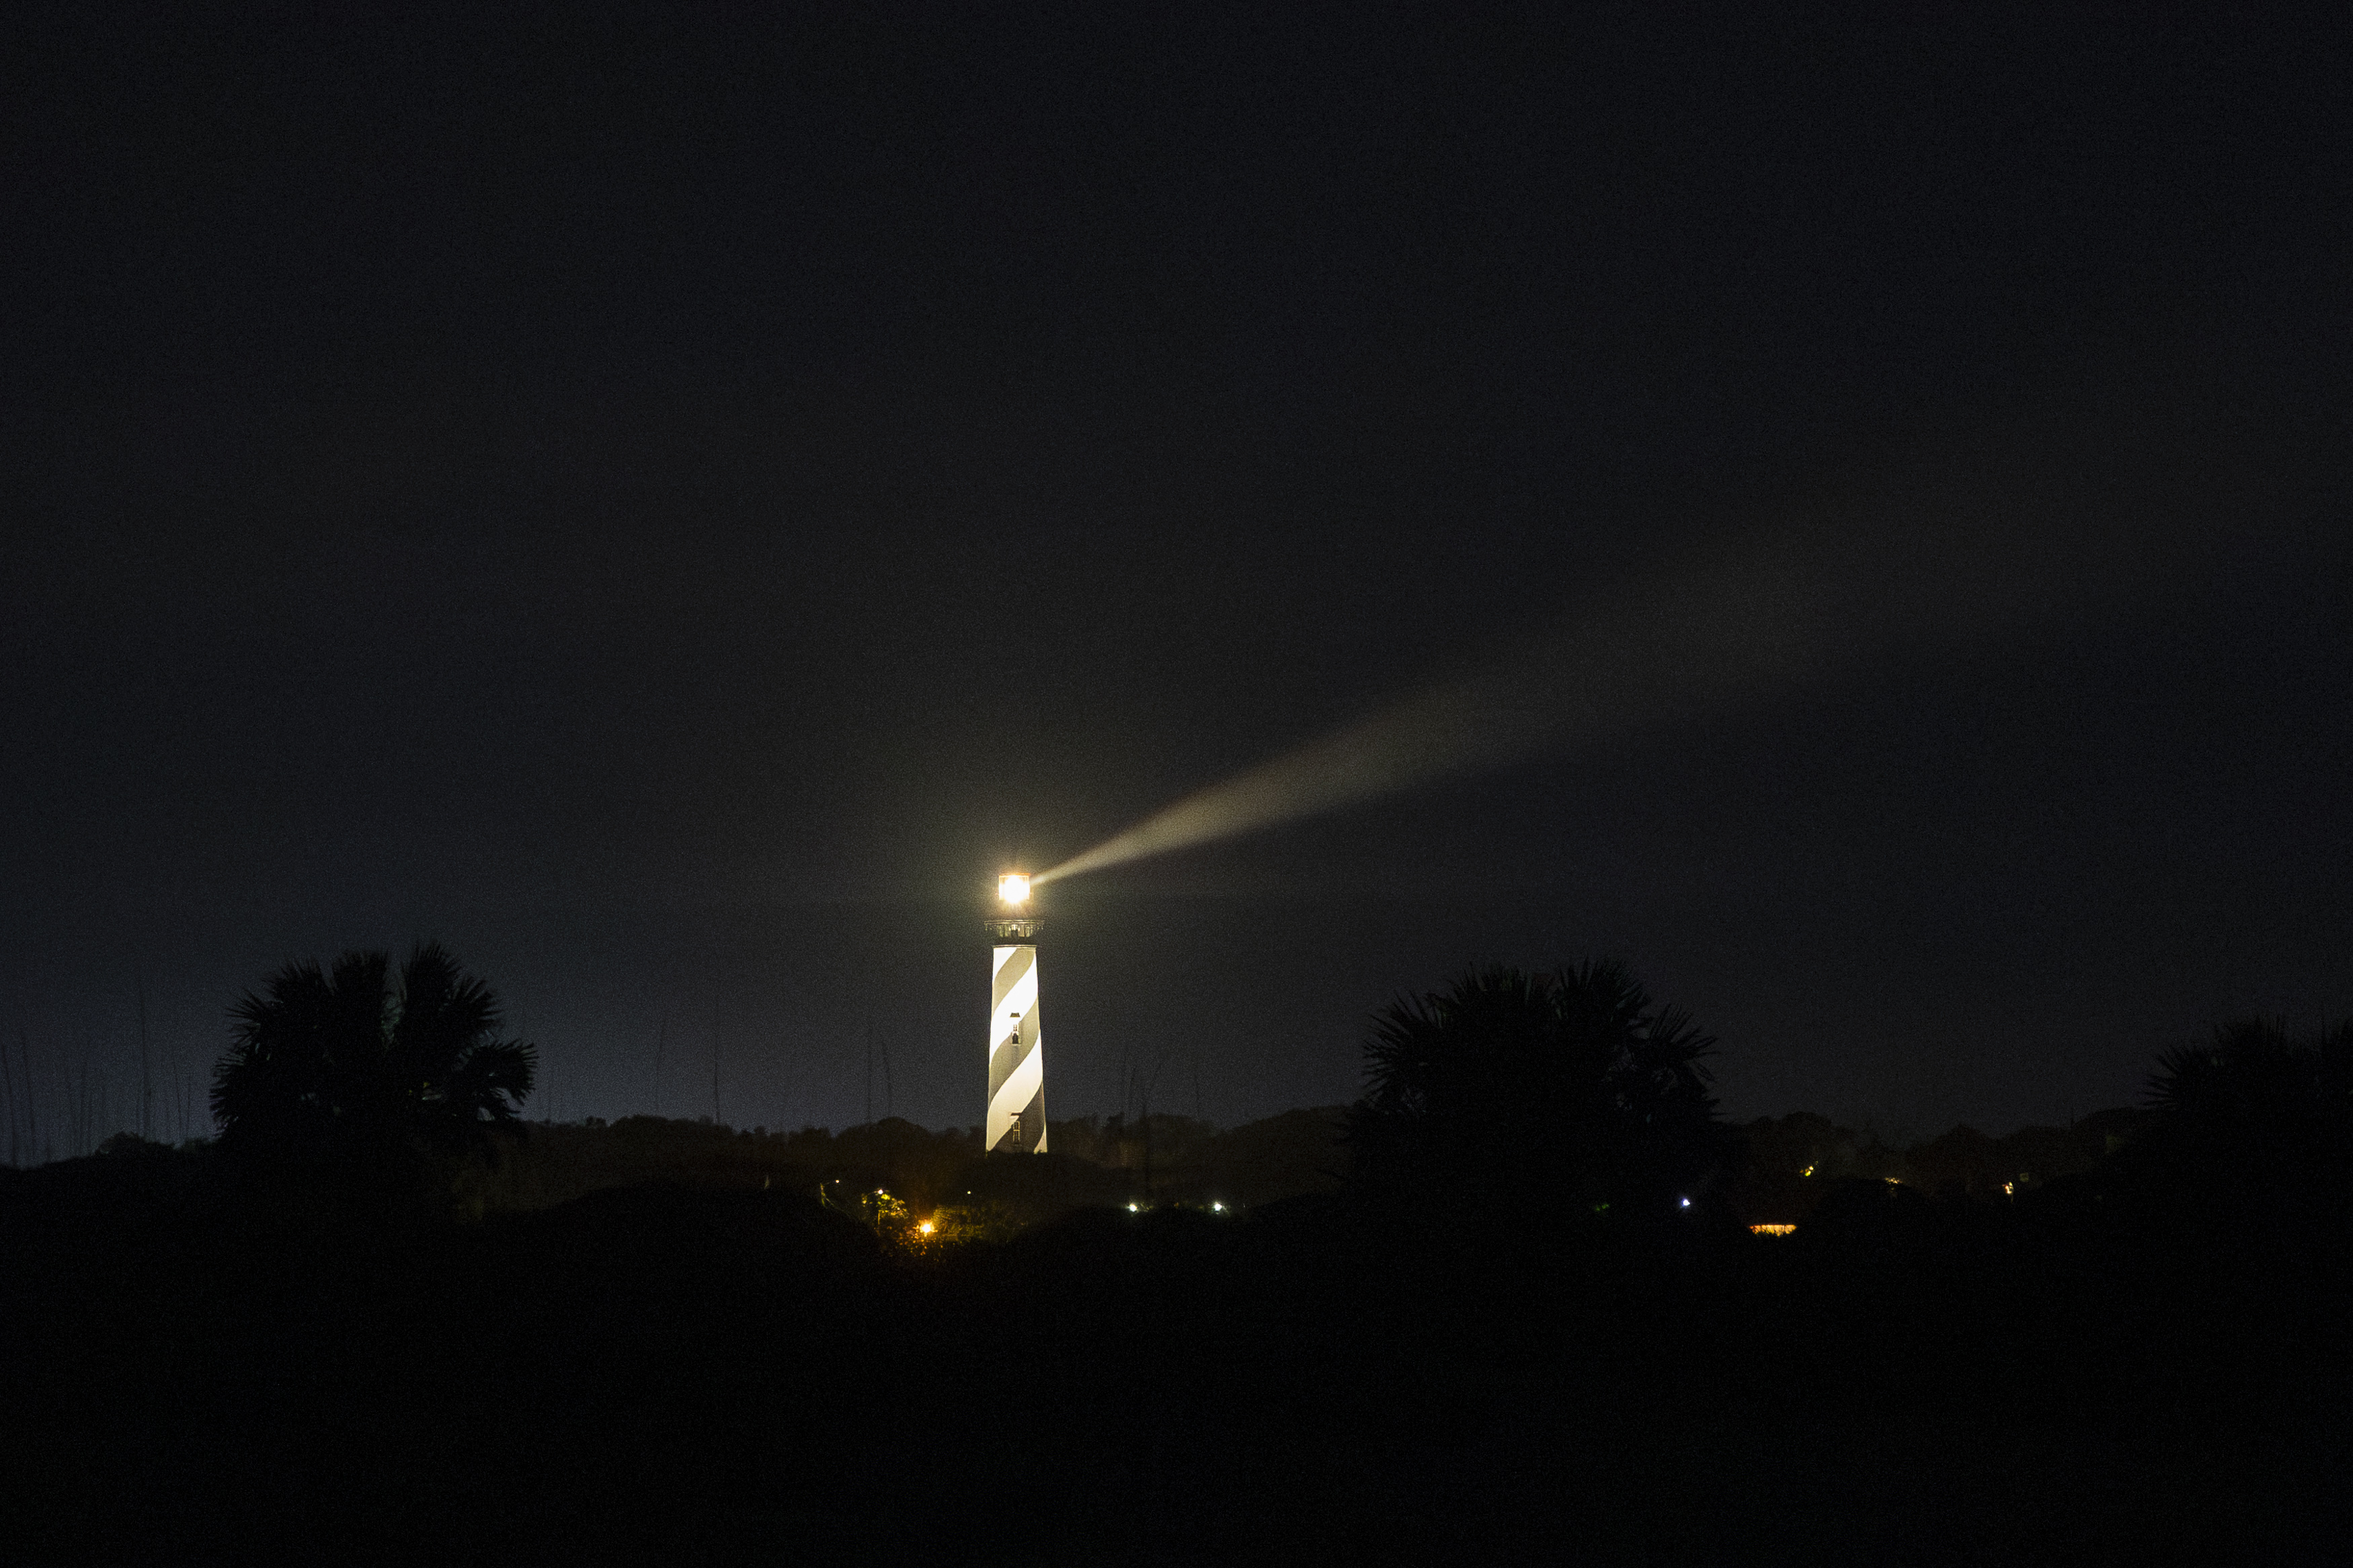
[456,1106,1349,1220]
[4,1119,2348,1564]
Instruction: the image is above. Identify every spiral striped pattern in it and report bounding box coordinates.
[986,942,1047,1153]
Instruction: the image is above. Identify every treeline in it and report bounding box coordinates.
[18,936,2344,1263]
[1728,1107,2145,1225]
[452,1101,2159,1233]
[455,1106,1350,1217]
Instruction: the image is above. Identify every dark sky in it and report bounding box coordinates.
[5,3,2350,1147]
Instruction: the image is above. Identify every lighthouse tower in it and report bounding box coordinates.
[985,873,1047,1153]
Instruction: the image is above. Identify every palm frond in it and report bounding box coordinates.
[1349,956,1722,1208]
[211,941,531,1176]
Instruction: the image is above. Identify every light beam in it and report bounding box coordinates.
[1035,435,2278,889]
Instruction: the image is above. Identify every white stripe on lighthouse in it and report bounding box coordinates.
[987,942,1047,1152]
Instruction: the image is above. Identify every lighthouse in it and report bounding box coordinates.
[985,873,1047,1153]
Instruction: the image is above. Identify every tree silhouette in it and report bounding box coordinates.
[2149,1017,2353,1130]
[1348,959,1728,1218]
[212,942,534,1194]
[2139,1016,2353,1208]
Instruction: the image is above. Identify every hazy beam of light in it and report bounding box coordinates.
[1036,543,1841,885]
[1035,443,2286,889]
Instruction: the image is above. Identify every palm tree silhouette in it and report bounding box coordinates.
[212,942,535,1184]
[2148,1017,2353,1131]
[1349,959,1726,1217]
[2134,1016,2353,1220]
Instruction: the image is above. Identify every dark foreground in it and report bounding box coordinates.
[4,1154,2348,1566]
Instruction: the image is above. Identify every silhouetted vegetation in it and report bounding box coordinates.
[2139,1016,2353,1182]
[5,985,2350,1563]
[211,942,534,1210]
[450,1105,1345,1225]
[1723,1106,2147,1224]
[1348,960,1731,1221]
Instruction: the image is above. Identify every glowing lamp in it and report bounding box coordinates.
[998,873,1031,905]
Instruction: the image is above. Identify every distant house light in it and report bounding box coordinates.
[1750,1224,1798,1236]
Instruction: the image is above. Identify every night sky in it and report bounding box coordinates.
[6,4,2349,1147]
